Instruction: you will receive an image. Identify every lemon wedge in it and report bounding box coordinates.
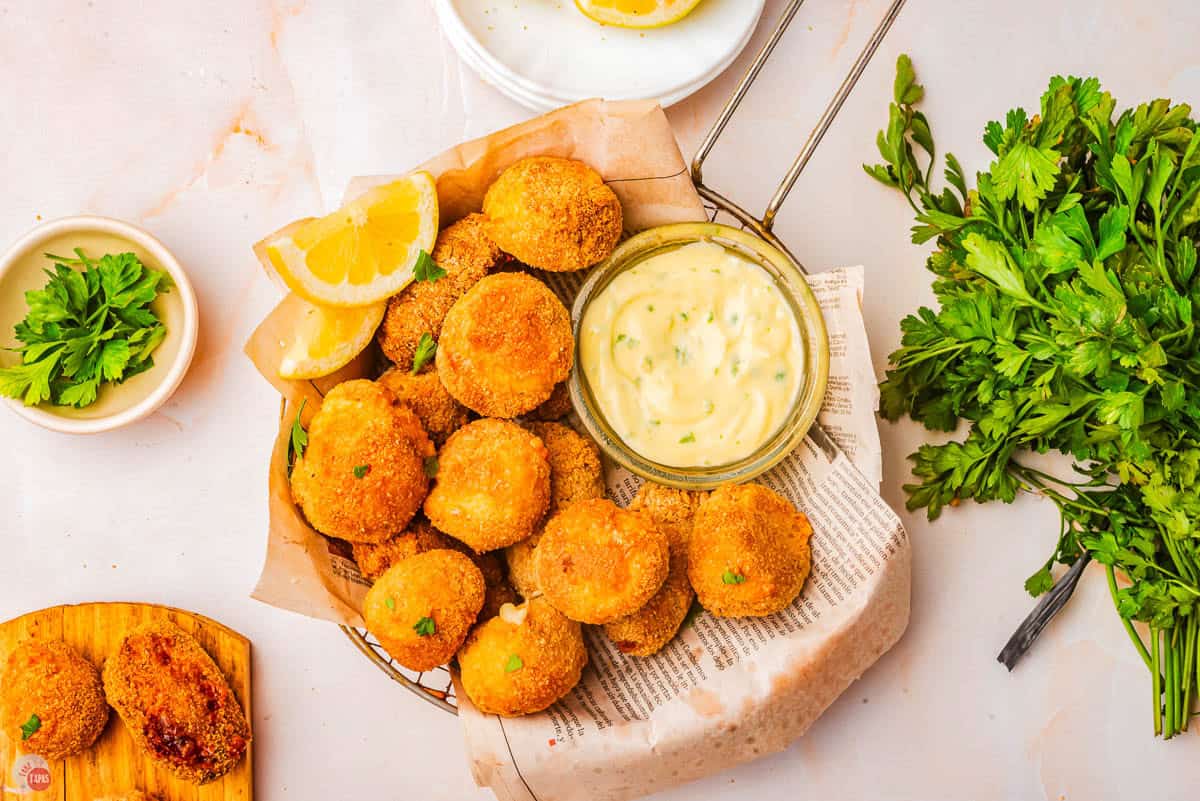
[275,294,386,380]
[265,173,438,307]
[575,0,704,28]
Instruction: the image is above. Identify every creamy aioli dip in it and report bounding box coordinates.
[580,240,803,467]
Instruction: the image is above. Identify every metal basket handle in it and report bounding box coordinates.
[691,0,908,269]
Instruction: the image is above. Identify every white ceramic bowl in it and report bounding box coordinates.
[0,216,199,434]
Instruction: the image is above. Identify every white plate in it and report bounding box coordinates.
[435,0,765,110]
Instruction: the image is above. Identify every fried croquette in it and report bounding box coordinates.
[535,498,669,624]
[0,640,108,760]
[424,418,551,551]
[363,549,486,672]
[353,519,515,620]
[352,518,460,580]
[103,623,251,784]
[458,598,587,717]
[688,484,813,617]
[377,213,501,369]
[603,482,706,656]
[528,381,572,421]
[377,368,471,445]
[290,380,435,544]
[436,272,573,417]
[504,533,542,599]
[482,157,623,272]
[524,422,605,516]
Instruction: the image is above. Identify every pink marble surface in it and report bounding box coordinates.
[2,1,1200,799]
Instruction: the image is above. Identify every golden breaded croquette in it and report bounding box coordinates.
[528,381,573,421]
[688,484,813,617]
[424,418,551,552]
[482,157,623,272]
[377,368,471,446]
[377,213,501,369]
[437,272,573,417]
[458,598,587,717]
[504,533,541,599]
[291,380,435,544]
[505,422,605,598]
[524,421,605,516]
[535,498,669,624]
[364,550,486,672]
[351,518,459,580]
[603,482,706,656]
[1,640,108,760]
[352,519,515,620]
[103,623,251,784]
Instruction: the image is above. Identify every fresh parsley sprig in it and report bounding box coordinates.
[870,54,1200,738]
[0,250,171,407]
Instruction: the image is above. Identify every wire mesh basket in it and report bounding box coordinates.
[341,0,907,715]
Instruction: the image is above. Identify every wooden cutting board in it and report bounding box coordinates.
[0,603,253,801]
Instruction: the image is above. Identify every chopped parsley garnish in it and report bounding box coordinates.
[679,432,696,444]
[775,370,787,382]
[707,311,715,323]
[412,249,446,283]
[411,333,436,374]
[704,400,714,414]
[385,596,396,611]
[616,333,627,343]
[413,616,436,637]
[423,455,439,478]
[287,399,308,478]
[674,346,688,365]
[722,569,747,585]
[505,654,524,673]
[730,313,740,326]
[0,249,172,408]
[680,312,689,321]
[352,464,370,479]
[19,714,41,741]
[647,304,655,312]
[643,356,654,371]
[648,419,660,426]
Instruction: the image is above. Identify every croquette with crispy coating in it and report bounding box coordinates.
[688,484,813,617]
[504,533,541,599]
[377,213,501,369]
[603,482,706,656]
[377,368,471,445]
[364,550,485,672]
[458,598,587,717]
[436,272,573,417]
[1,640,108,760]
[352,518,460,580]
[528,381,572,421]
[524,422,605,516]
[483,157,623,272]
[535,498,669,624]
[424,418,551,552]
[104,623,251,784]
[291,380,435,544]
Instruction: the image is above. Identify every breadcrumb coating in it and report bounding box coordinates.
[424,418,551,551]
[483,157,623,272]
[377,213,501,369]
[437,272,573,417]
[377,368,471,446]
[524,422,606,516]
[291,380,435,544]
[364,550,485,672]
[458,597,587,717]
[688,484,813,617]
[1,640,108,760]
[535,498,669,624]
[103,623,250,784]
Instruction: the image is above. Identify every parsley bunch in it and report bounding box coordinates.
[0,249,171,408]
[869,56,1200,738]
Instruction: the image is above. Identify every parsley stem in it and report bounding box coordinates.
[1106,564,1152,671]
[1152,627,1162,736]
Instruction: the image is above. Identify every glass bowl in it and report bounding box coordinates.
[569,222,829,490]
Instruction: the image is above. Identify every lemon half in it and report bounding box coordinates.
[575,0,704,29]
[265,173,438,307]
